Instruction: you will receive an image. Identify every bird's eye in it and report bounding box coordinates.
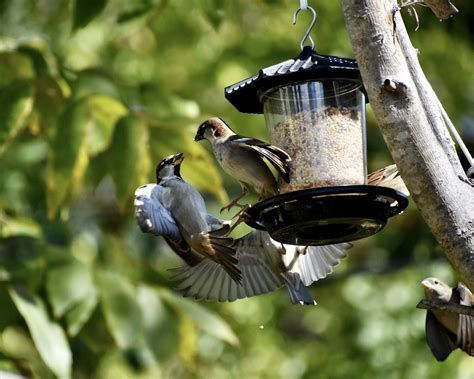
[434,280,438,285]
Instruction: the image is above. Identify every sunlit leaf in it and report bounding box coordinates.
[46,99,92,219]
[0,52,35,88]
[0,214,42,239]
[0,325,54,378]
[73,0,107,30]
[72,70,121,101]
[46,258,97,320]
[97,271,157,368]
[86,94,128,155]
[9,285,72,379]
[177,307,197,364]
[97,270,144,349]
[159,288,239,346]
[0,81,34,155]
[109,115,151,209]
[65,296,98,337]
[136,285,179,361]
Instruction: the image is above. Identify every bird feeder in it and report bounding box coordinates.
[224,3,408,245]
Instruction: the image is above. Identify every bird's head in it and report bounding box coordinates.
[194,117,233,143]
[156,152,184,183]
[421,277,452,302]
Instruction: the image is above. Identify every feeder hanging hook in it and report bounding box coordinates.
[293,1,317,51]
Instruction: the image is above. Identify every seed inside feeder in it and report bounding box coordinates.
[261,80,367,192]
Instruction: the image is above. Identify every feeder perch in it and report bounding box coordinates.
[224,6,408,245]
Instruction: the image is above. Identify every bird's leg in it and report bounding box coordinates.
[220,186,249,213]
[226,205,251,234]
[286,250,300,271]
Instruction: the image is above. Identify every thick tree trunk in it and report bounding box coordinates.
[341,0,474,289]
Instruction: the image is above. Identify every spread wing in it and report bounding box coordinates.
[425,310,457,361]
[457,283,474,356]
[283,243,351,286]
[170,230,284,302]
[135,184,202,266]
[134,184,181,242]
[229,135,291,182]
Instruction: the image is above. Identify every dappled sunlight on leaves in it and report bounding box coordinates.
[0,0,472,378]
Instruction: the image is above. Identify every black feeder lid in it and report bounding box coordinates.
[225,46,366,114]
[243,186,409,246]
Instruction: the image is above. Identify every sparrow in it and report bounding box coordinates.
[171,229,351,305]
[421,277,474,361]
[134,153,241,283]
[368,164,409,196]
[194,117,291,212]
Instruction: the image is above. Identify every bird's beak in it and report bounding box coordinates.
[194,126,205,141]
[172,152,184,165]
[421,279,433,291]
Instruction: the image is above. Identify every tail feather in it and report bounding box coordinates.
[282,272,316,306]
[209,235,242,284]
[208,223,231,237]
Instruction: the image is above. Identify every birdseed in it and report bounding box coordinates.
[268,106,365,192]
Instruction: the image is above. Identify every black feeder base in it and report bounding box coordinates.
[244,185,409,246]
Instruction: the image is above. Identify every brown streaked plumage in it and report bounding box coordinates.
[195,117,291,212]
[368,164,409,196]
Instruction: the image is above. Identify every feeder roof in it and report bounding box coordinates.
[225,46,364,114]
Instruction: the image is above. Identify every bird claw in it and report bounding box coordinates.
[220,201,246,214]
[226,206,251,234]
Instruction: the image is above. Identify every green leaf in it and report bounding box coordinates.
[97,270,144,349]
[0,238,43,287]
[109,115,151,209]
[86,94,128,156]
[159,288,239,346]
[46,99,92,219]
[201,0,226,30]
[72,70,121,102]
[136,285,179,360]
[0,214,42,239]
[9,285,72,379]
[73,0,107,30]
[64,296,98,337]
[0,81,34,155]
[46,258,97,323]
[117,6,153,24]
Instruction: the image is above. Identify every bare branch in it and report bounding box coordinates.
[416,299,474,316]
[400,0,458,20]
[341,0,474,290]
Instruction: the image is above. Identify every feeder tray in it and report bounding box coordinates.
[244,185,408,246]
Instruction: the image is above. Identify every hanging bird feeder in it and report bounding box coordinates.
[224,2,408,245]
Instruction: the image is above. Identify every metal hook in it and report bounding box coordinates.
[293,5,317,51]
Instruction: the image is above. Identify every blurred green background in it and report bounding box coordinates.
[0,0,472,378]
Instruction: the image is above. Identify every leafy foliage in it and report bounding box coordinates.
[0,0,472,378]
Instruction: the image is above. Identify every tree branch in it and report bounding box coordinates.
[341,0,474,290]
[416,299,474,316]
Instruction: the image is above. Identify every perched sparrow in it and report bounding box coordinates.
[134,153,241,282]
[194,117,291,212]
[171,230,351,305]
[421,277,474,361]
[368,164,409,196]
